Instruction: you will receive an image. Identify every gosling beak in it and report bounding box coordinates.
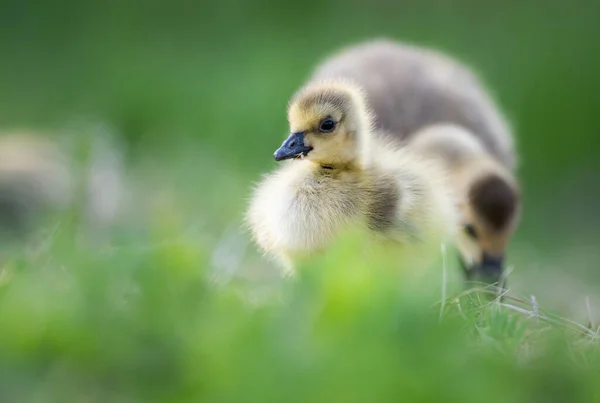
[478,253,504,285]
[461,253,505,287]
[273,132,313,161]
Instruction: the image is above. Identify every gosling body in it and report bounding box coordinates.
[0,133,71,237]
[247,81,457,274]
[0,130,127,243]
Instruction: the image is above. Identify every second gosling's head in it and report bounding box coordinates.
[458,171,521,286]
[274,81,374,166]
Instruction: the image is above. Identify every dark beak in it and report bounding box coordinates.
[461,253,505,288]
[477,253,504,285]
[273,132,313,161]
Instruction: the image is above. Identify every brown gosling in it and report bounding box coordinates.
[408,124,520,285]
[309,38,521,285]
[245,80,458,276]
[0,132,71,237]
[0,129,127,242]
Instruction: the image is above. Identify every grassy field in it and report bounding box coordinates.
[1,0,600,401]
[1,202,600,402]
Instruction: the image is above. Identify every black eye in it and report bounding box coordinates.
[464,224,478,239]
[318,119,336,133]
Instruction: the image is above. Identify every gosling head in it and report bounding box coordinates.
[458,172,521,287]
[274,81,373,166]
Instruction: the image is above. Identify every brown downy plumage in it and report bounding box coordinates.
[246,80,458,276]
[0,132,72,239]
[310,38,521,285]
[0,129,127,245]
[408,124,520,286]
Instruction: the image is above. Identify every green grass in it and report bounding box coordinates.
[0,190,599,403]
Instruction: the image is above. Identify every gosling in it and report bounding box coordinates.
[0,132,71,239]
[246,80,458,275]
[310,38,521,285]
[408,124,520,285]
[0,129,127,243]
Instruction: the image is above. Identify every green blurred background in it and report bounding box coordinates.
[3,0,598,298]
[1,0,600,401]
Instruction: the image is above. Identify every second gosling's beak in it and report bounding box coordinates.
[478,253,504,284]
[462,253,505,286]
[273,132,313,161]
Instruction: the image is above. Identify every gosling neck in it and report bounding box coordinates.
[318,161,363,172]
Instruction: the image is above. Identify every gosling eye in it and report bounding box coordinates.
[464,224,478,239]
[318,119,336,133]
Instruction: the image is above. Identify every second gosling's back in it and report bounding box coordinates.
[310,39,516,170]
[246,81,457,273]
